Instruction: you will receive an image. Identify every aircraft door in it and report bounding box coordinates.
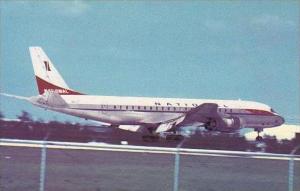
[100,104,108,115]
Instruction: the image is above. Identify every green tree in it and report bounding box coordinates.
[17,110,33,122]
[0,111,4,119]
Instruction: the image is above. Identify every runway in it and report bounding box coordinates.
[1,139,300,191]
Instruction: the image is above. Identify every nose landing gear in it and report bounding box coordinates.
[255,129,263,141]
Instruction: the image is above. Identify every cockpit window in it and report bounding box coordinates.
[270,108,276,113]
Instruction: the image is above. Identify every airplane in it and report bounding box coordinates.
[2,47,285,141]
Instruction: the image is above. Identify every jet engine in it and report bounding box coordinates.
[205,117,241,132]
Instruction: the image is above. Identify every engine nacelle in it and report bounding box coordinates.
[205,117,241,132]
[222,118,236,128]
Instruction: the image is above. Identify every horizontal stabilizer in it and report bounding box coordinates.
[43,92,68,108]
[0,93,29,101]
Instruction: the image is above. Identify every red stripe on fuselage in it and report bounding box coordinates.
[245,109,274,116]
[35,76,83,95]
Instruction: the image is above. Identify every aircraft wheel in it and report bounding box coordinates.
[142,135,159,142]
[166,135,173,141]
[256,136,263,142]
[255,129,263,142]
[174,135,184,141]
[166,134,184,141]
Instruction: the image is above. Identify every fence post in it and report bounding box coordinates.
[288,145,300,191]
[39,141,47,191]
[173,139,185,191]
[39,133,49,191]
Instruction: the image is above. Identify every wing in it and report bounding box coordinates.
[109,103,225,134]
[179,103,219,125]
[155,103,220,133]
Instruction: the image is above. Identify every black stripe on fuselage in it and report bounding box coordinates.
[69,108,275,117]
[69,108,187,113]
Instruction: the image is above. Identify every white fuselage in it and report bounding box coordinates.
[31,95,284,130]
[27,47,285,132]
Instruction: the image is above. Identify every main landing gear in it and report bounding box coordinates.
[255,129,263,141]
[165,134,184,141]
[142,134,160,142]
[141,128,184,142]
[142,127,160,142]
[142,133,184,142]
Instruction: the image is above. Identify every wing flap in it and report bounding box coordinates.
[118,125,144,132]
[155,115,185,133]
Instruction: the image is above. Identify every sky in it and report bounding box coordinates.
[245,124,300,141]
[0,1,299,123]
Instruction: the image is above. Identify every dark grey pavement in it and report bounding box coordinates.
[0,146,299,191]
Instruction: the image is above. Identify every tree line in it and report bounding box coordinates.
[0,110,299,154]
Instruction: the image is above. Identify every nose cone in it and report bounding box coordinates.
[277,116,285,126]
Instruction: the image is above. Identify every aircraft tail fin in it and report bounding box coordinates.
[29,47,83,95]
